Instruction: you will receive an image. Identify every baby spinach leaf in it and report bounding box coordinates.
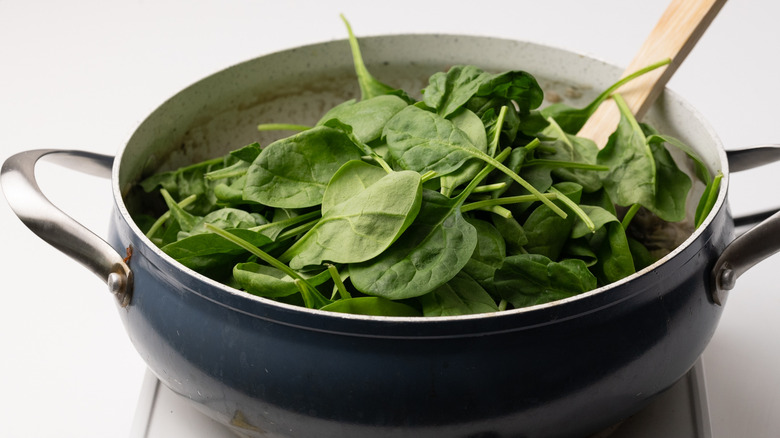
[341,15,411,102]
[475,70,544,113]
[440,107,489,196]
[319,296,421,317]
[385,105,566,217]
[229,142,263,163]
[540,59,671,134]
[491,215,528,255]
[243,126,363,208]
[646,138,691,222]
[161,228,272,274]
[523,182,583,260]
[349,189,478,300]
[418,271,499,317]
[461,218,506,294]
[538,118,604,192]
[423,65,491,118]
[280,163,422,269]
[695,171,723,228]
[317,95,408,143]
[494,254,597,308]
[597,94,656,209]
[234,262,332,298]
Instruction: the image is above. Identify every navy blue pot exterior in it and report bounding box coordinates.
[108,197,732,438]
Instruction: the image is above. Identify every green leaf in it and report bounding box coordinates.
[317,95,408,143]
[320,296,421,317]
[423,65,492,118]
[439,107,489,196]
[233,262,331,298]
[461,218,506,293]
[243,126,363,208]
[475,70,544,112]
[341,15,411,102]
[494,254,597,308]
[523,182,583,260]
[419,271,499,316]
[349,189,478,300]
[596,94,656,211]
[385,105,566,217]
[281,162,422,269]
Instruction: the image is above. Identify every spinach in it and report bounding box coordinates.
[494,254,597,308]
[243,126,363,208]
[419,271,499,317]
[280,160,422,269]
[132,18,721,317]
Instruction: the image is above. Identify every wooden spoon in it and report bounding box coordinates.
[577,0,728,148]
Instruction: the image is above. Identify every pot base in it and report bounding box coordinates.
[131,359,711,438]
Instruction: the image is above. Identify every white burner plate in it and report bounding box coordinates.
[130,358,711,438]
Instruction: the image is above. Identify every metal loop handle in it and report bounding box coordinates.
[1,149,132,307]
[712,145,780,304]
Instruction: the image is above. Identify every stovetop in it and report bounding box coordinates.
[130,359,711,438]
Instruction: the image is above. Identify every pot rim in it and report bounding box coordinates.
[110,33,731,325]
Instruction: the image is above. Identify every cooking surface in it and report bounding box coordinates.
[2,1,780,437]
[130,360,711,438]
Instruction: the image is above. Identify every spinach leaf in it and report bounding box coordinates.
[348,188,478,299]
[418,271,499,317]
[461,218,506,294]
[540,59,671,134]
[234,262,332,298]
[523,182,583,260]
[243,126,363,208]
[319,297,421,317]
[475,70,544,113]
[280,161,422,269]
[384,105,566,217]
[317,95,408,143]
[161,229,272,272]
[423,65,491,118]
[494,254,597,308]
[439,107,489,196]
[341,15,411,102]
[349,147,511,300]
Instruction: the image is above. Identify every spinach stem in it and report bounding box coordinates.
[455,148,513,205]
[326,264,352,300]
[481,205,513,218]
[472,149,567,218]
[498,299,508,312]
[257,123,311,132]
[549,186,595,232]
[373,154,394,173]
[461,193,557,213]
[250,210,321,234]
[145,193,198,239]
[523,159,610,171]
[472,182,507,193]
[420,170,438,183]
[206,224,306,283]
[585,58,671,114]
[487,105,508,157]
[621,204,641,230]
[204,162,248,180]
[274,218,320,243]
[524,137,542,152]
[207,224,332,309]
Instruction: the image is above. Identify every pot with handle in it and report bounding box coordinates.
[3,36,780,438]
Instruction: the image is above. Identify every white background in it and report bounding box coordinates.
[1,1,779,437]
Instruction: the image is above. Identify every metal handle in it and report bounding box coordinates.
[1,149,132,307]
[711,145,780,305]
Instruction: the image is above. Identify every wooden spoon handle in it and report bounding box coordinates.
[577,0,728,148]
